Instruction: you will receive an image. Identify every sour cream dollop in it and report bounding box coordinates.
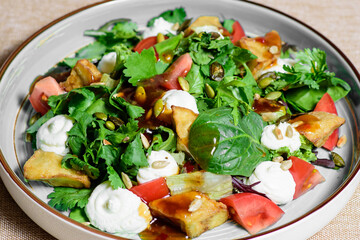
[261,122,301,152]
[36,115,74,156]
[85,181,152,237]
[97,52,117,74]
[246,161,296,205]
[137,150,179,184]
[142,17,176,38]
[162,89,199,114]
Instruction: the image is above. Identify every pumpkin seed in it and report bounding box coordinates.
[272,156,284,163]
[134,86,146,105]
[25,133,32,142]
[108,116,124,128]
[285,125,293,138]
[171,22,180,31]
[258,77,273,89]
[163,53,173,63]
[151,160,170,169]
[273,126,283,140]
[331,152,345,168]
[258,71,276,82]
[153,99,164,117]
[177,18,192,33]
[121,172,133,189]
[210,62,224,81]
[265,91,282,100]
[178,77,190,91]
[140,133,150,149]
[336,135,347,148]
[145,109,153,120]
[291,120,304,128]
[280,160,292,171]
[210,32,221,40]
[29,113,41,126]
[94,112,107,121]
[188,198,203,212]
[269,45,279,54]
[105,121,115,131]
[156,33,165,43]
[205,83,215,99]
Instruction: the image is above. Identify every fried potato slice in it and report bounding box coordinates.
[238,30,282,79]
[289,111,345,147]
[188,16,222,29]
[60,59,102,91]
[23,149,90,188]
[171,106,198,153]
[149,191,229,238]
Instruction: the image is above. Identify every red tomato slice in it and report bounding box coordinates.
[157,53,193,90]
[129,177,170,204]
[313,93,336,114]
[231,21,246,44]
[300,169,325,196]
[220,193,284,235]
[313,93,339,150]
[29,76,65,115]
[133,36,158,53]
[288,156,315,199]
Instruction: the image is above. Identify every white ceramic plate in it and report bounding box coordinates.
[1,0,360,239]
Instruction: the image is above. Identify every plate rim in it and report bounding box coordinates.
[0,0,360,239]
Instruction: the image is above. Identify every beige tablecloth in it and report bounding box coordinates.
[0,0,359,239]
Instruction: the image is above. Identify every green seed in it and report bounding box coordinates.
[94,112,107,121]
[157,33,165,43]
[105,121,115,131]
[265,91,282,100]
[25,133,32,142]
[178,77,190,92]
[258,77,274,89]
[121,172,133,189]
[331,152,345,168]
[134,86,146,104]
[205,83,215,99]
[153,99,164,117]
[210,62,224,81]
[29,113,41,126]
[108,116,124,128]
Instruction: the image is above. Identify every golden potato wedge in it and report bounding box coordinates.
[149,191,229,238]
[23,149,90,188]
[60,59,102,91]
[289,111,345,147]
[171,106,198,153]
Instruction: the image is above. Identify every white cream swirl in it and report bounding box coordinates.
[246,161,296,205]
[85,181,151,236]
[36,114,73,156]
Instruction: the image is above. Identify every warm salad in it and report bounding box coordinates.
[23,7,350,239]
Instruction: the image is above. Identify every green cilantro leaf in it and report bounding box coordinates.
[147,8,186,27]
[107,165,125,189]
[123,48,167,85]
[48,187,92,212]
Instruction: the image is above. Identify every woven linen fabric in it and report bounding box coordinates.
[0,0,359,239]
